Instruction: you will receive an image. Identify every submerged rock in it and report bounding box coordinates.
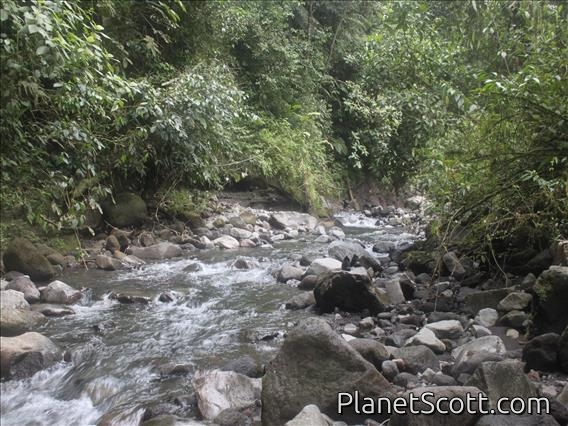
[127,242,182,260]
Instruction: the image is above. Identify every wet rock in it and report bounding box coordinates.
[373,241,396,254]
[268,212,318,231]
[41,280,82,304]
[285,404,333,426]
[193,369,261,420]
[105,235,121,252]
[102,192,147,227]
[475,308,499,327]
[472,325,492,337]
[93,320,116,334]
[389,386,487,426]
[452,336,507,376]
[184,263,203,273]
[0,332,61,379]
[498,310,529,329]
[158,291,176,303]
[401,250,436,275]
[466,360,537,410]
[278,264,304,283]
[113,251,145,267]
[127,242,182,260]
[406,327,446,354]
[430,373,457,386]
[109,292,151,304]
[261,317,393,426]
[232,257,259,270]
[534,266,568,334]
[95,254,121,271]
[393,346,440,374]
[386,329,418,348]
[442,251,466,279]
[2,238,55,281]
[298,275,318,290]
[221,356,263,378]
[305,258,342,276]
[359,316,375,330]
[6,276,40,303]
[138,232,157,247]
[463,288,513,315]
[522,333,560,372]
[497,292,532,312]
[314,271,384,315]
[285,292,315,310]
[425,320,464,340]
[348,338,390,370]
[31,304,75,317]
[230,227,253,240]
[0,289,46,336]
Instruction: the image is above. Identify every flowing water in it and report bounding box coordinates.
[1,211,421,426]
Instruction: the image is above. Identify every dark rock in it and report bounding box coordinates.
[393,345,440,374]
[109,292,151,304]
[442,251,466,279]
[430,373,457,386]
[261,317,393,425]
[31,304,75,317]
[105,235,121,252]
[463,288,513,315]
[6,276,40,303]
[373,241,395,253]
[95,254,121,271]
[522,333,560,372]
[498,310,529,329]
[393,372,419,388]
[215,408,250,426]
[93,320,116,334]
[401,250,437,275]
[221,356,263,378]
[381,360,399,381]
[328,240,367,264]
[103,192,147,227]
[533,266,568,334]
[559,326,568,374]
[475,414,560,426]
[3,238,55,281]
[314,271,384,315]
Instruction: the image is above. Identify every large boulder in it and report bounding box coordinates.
[212,235,240,250]
[463,288,513,315]
[0,332,61,379]
[102,192,147,227]
[389,386,487,426]
[0,290,46,336]
[126,243,182,260]
[41,280,82,304]
[522,333,560,372]
[466,360,537,410]
[192,369,261,421]
[2,238,55,281]
[6,276,40,303]
[452,336,507,377]
[268,212,318,231]
[425,320,464,340]
[328,240,367,263]
[314,271,384,315]
[534,266,568,334]
[261,317,393,425]
[278,264,304,283]
[348,338,390,370]
[305,258,342,276]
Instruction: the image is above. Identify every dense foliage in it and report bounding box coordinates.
[1,0,566,266]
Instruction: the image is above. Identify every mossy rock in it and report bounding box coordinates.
[533,266,568,335]
[2,238,55,281]
[401,250,438,275]
[102,192,147,227]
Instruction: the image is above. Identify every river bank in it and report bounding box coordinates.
[1,190,567,426]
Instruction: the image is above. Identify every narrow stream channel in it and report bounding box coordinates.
[1,210,421,425]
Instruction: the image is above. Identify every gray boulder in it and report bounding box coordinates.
[102,192,147,227]
[305,258,342,276]
[192,369,261,421]
[497,292,532,312]
[212,235,240,249]
[425,320,464,340]
[0,290,46,336]
[314,271,384,315]
[534,266,568,334]
[95,254,121,271]
[126,242,182,260]
[328,240,367,263]
[475,414,560,426]
[390,386,487,426]
[261,317,393,425]
[452,336,507,377]
[405,327,446,354]
[463,288,513,315]
[442,251,466,279]
[6,276,40,303]
[522,333,560,372]
[41,280,82,304]
[285,405,333,426]
[2,238,55,281]
[393,345,440,374]
[269,212,318,231]
[0,332,61,379]
[466,360,537,410]
[278,264,304,283]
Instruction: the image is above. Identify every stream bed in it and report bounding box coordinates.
[1,211,420,426]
